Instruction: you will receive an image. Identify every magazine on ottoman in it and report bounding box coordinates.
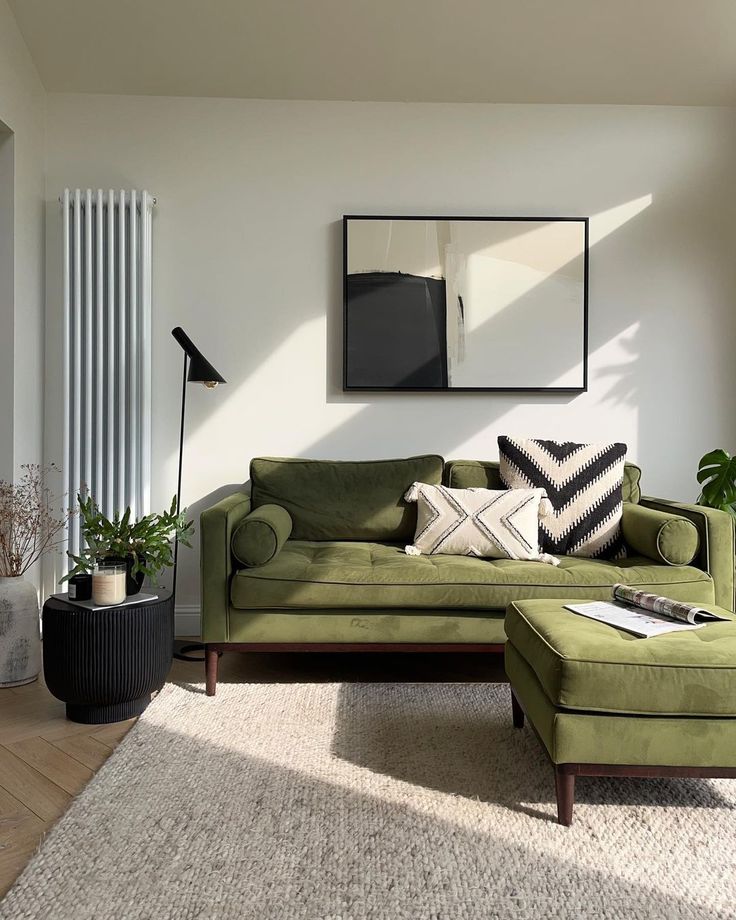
[565,584,731,638]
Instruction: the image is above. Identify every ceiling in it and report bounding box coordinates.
[9,0,736,105]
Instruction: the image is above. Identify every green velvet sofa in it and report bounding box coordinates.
[200,455,735,694]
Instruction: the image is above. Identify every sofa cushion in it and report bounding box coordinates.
[622,503,699,565]
[231,504,293,567]
[505,599,736,717]
[250,455,444,541]
[230,540,714,611]
[445,459,642,504]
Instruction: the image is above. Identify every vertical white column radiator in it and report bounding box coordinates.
[61,189,155,561]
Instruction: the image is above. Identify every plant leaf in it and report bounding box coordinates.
[696,449,736,511]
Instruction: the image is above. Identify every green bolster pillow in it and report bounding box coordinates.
[231,504,293,567]
[622,503,699,566]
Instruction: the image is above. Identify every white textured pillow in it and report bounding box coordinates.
[404,482,558,565]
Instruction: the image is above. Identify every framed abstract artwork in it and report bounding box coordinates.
[343,215,588,392]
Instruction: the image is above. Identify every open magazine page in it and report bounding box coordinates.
[611,584,727,624]
[564,602,706,638]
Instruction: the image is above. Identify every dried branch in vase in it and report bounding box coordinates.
[0,464,74,577]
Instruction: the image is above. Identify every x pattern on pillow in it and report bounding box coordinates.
[406,483,556,563]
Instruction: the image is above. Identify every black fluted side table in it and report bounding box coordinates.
[42,592,173,724]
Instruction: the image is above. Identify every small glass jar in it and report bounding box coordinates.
[68,573,92,601]
[92,564,126,606]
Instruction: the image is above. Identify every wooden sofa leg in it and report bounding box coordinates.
[511,689,524,728]
[555,766,575,826]
[205,646,219,697]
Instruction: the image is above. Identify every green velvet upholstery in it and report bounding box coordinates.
[506,642,736,767]
[200,491,252,642]
[226,609,507,644]
[505,600,736,716]
[231,503,292,568]
[200,460,736,649]
[640,496,735,610]
[250,455,444,542]
[445,459,642,504]
[230,541,713,611]
[622,502,699,565]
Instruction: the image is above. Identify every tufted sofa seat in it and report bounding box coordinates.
[230,540,714,611]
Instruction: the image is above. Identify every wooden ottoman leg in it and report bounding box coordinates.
[555,766,575,826]
[205,646,219,697]
[511,689,525,728]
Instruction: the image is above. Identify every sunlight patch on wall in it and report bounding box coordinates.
[168,315,366,502]
[172,198,653,506]
[589,195,653,246]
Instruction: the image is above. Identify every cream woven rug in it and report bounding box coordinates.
[2,682,735,920]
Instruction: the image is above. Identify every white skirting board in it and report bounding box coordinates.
[175,606,201,638]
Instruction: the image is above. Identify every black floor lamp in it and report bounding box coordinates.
[171,327,226,661]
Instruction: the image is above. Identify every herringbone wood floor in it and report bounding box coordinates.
[0,647,503,898]
[0,654,199,897]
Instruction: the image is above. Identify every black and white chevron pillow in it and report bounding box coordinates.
[498,437,628,560]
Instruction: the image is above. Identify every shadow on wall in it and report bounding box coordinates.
[192,204,642,472]
[159,482,245,598]
[177,194,650,475]
[596,326,640,411]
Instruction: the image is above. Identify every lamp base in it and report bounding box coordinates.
[173,639,205,662]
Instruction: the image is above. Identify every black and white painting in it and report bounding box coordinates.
[343,216,588,391]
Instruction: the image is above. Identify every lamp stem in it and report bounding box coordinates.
[172,352,189,604]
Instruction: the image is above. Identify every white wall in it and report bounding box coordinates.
[44,95,736,619]
[0,0,46,481]
[0,124,14,479]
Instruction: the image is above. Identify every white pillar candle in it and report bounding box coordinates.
[92,566,126,606]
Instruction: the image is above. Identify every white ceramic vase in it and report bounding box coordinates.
[0,576,41,687]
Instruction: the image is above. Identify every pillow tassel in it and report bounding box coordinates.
[539,493,554,518]
[405,544,422,556]
[404,482,420,502]
[538,553,560,566]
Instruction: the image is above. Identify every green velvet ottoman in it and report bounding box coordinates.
[505,599,736,826]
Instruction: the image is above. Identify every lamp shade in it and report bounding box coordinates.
[171,327,226,385]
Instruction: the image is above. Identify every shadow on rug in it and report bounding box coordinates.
[332,682,735,812]
[1,682,734,920]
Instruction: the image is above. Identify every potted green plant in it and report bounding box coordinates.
[62,495,194,595]
[0,464,73,686]
[696,449,736,516]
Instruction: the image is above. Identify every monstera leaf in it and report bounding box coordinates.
[697,449,736,515]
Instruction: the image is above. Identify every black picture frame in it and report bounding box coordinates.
[342,214,589,393]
